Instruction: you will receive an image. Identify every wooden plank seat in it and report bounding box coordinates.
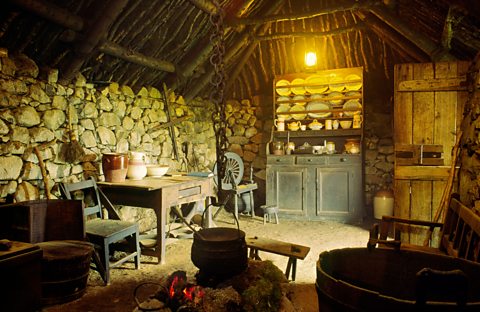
[368,193,480,263]
[246,236,310,281]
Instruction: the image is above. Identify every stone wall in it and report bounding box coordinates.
[0,53,268,223]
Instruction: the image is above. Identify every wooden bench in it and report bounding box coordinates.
[368,193,480,263]
[245,236,310,281]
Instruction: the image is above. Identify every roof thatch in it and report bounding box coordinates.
[1,0,479,100]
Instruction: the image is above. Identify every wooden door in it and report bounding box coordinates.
[394,61,469,245]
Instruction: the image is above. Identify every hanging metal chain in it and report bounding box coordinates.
[209,0,228,192]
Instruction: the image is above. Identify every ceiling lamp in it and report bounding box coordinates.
[305,51,317,68]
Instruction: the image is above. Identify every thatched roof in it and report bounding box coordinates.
[1,0,479,100]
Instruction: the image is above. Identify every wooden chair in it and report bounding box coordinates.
[368,193,480,263]
[61,177,141,285]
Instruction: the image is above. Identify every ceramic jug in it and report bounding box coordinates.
[353,114,363,129]
[274,117,285,131]
[127,151,147,180]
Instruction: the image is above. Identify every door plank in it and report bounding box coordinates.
[413,63,435,146]
[397,77,467,91]
[394,63,413,144]
[394,179,411,242]
[434,62,458,166]
[410,180,433,245]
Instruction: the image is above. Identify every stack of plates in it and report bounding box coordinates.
[345,74,362,91]
[306,101,331,118]
[276,103,291,120]
[329,76,345,92]
[305,74,328,94]
[328,91,344,105]
[276,79,291,96]
[343,100,362,116]
[291,78,306,95]
[293,95,306,105]
[289,104,306,120]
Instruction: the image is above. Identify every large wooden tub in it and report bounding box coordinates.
[316,248,480,312]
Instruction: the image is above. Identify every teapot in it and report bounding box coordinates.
[288,121,301,131]
[308,119,323,130]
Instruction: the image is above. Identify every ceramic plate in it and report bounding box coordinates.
[291,78,306,95]
[306,74,328,94]
[327,91,345,106]
[345,74,362,91]
[329,76,345,92]
[306,101,331,118]
[345,91,361,98]
[275,79,291,96]
[310,93,325,100]
[276,103,291,120]
[276,96,290,104]
[343,100,362,116]
[293,95,306,106]
[289,104,307,120]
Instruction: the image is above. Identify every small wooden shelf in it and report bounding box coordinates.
[274,129,362,138]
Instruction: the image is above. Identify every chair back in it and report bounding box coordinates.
[61,177,103,219]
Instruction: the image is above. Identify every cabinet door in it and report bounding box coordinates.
[315,165,362,222]
[266,166,307,217]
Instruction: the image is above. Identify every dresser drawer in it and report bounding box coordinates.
[296,156,327,165]
[327,155,362,165]
[267,155,296,165]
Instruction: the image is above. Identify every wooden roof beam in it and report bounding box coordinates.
[169,1,253,90]
[60,0,129,83]
[9,0,84,31]
[255,24,363,41]
[369,4,457,61]
[188,0,218,15]
[355,10,429,63]
[99,40,176,73]
[230,0,379,26]
[184,0,287,100]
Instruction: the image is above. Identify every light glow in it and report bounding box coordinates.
[305,51,317,67]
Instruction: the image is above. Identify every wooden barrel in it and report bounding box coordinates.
[316,248,480,312]
[37,240,94,306]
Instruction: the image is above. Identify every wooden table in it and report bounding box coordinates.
[98,175,215,264]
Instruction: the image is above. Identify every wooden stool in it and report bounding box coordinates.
[246,236,310,281]
[261,205,279,224]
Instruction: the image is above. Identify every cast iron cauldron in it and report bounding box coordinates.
[316,247,480,312]
[191,215,247,278]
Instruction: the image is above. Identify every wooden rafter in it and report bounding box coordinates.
[255,24,363,41]
[99,40,176,73]
[188,0,217,15]
[60,0,130,83]
[369,4,456,61]
[9,0,83,31]
[355,10,429,62]
[230,0,379,26]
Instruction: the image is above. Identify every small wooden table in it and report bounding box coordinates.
[98,175,215,264]
[246,236,310,281]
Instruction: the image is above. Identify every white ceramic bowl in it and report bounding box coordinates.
[340,120,352,129]
[146,165,169,177]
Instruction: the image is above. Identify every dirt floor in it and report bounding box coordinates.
[43,210,374,312]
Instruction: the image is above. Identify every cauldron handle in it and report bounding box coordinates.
[415,267,468,307]
[202,191,242,238]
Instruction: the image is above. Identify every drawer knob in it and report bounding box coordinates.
[340,158,347,162]
[308,159,312,162]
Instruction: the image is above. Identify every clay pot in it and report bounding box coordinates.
[102,153,128,182]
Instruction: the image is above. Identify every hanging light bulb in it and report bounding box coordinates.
[305,51,317,67]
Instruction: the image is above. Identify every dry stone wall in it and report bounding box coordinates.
[0,53,267,218]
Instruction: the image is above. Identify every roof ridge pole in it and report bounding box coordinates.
[59,0,130,84]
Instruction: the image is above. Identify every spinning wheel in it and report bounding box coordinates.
[213,152,244,190]
[212,152,257,220]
